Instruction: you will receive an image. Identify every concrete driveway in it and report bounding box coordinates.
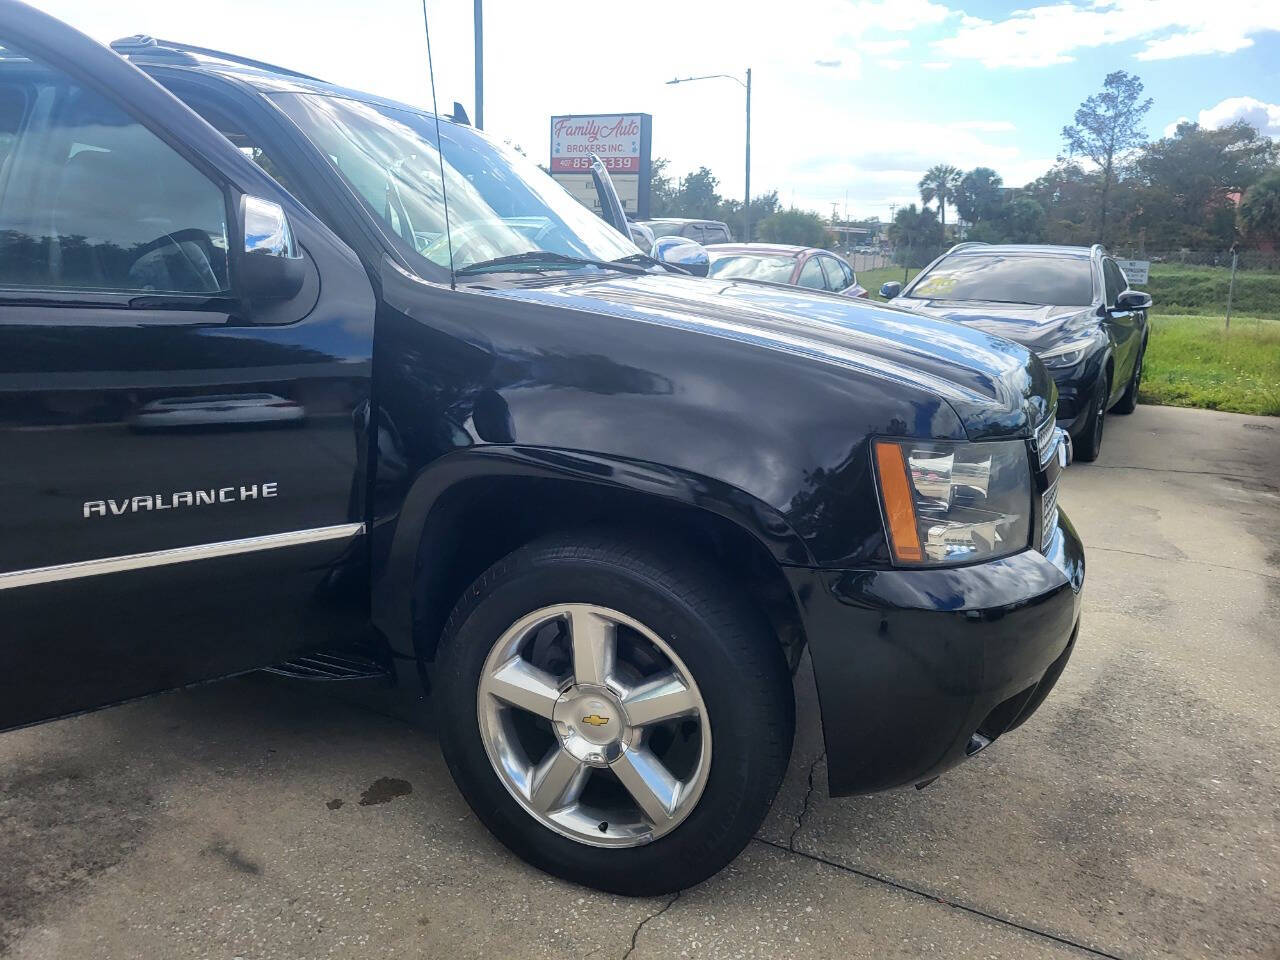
[1,405,1277,959]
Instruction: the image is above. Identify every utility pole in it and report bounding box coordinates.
[473,0,484,129]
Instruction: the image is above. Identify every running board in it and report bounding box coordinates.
[263,651,392,682]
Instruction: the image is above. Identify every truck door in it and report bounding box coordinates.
[0,3,376,728]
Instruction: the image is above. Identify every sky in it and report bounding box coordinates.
[33,0,1280,221]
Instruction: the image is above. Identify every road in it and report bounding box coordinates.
[1,404,1277,959]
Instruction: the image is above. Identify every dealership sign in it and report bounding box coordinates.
[550,113,652,217]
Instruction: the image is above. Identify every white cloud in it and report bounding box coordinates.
[878,59,910,71]
[1197,96,1280,135]
[1163,116,1192,137]
[934,0,1280,69]
[860,39,910,55]
[950,120,1015,131]
[922,61,952,70]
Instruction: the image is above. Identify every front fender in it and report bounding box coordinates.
[369,445,811,656]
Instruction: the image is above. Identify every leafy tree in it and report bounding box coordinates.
[673,167,723,220]
[757,209,831,247]
[955,167,1005,225]
[889,204,944,267]
[720,190,781,241]
[1237,170,1280,245]
[648,156,679,216]
[1133,121,1279,248]
[918,164,962,234]
[1061,70,1152,245]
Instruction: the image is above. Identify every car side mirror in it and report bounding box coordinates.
[1115,289,1152,311]
[651,236,710,278]
[880,281,902,299]
[240,196,305,302]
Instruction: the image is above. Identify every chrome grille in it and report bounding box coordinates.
[1034,409,1058,467]
[1041,475,1060,552]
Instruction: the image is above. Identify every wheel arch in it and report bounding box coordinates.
[371,447,813,670]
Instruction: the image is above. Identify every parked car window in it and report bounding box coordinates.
[1103,259,1126,305]
[707,252,796,283]
[907,254,1093,307]
[684,224,705,242]
[797,257,825,289]
[0,44,230,295]
[646,222,685,238]
[273,93,636,275]
[704,225,730,243]
[819,256,848,291]
[838,259,855,289]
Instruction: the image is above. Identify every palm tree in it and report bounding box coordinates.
[919,164,962,236]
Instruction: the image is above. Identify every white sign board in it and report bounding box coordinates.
[550,172,640,216]
[550,113,652,219]
[1115,259,1150,285]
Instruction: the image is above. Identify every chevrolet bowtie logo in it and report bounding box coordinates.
[581,714,610,726]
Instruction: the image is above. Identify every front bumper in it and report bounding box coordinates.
[787,507,1085,797]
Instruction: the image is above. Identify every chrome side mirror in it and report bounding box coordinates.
[879,281,902,299]
[240,196,305,302]
[651,236,710,278]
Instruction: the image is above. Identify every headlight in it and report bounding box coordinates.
[873,439,1032,565]
[1036,332,1101,369]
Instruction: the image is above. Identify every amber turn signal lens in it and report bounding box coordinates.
[874,441,923,564]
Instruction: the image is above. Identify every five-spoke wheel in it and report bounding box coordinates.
[477,604,711,846]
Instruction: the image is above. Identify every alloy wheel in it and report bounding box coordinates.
[476,604,711,848]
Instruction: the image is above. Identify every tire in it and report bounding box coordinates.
[1073,374,1109,462]
[434,531,794,895]
[1113,340,1145,415]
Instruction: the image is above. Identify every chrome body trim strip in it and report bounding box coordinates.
[0,523,364,591]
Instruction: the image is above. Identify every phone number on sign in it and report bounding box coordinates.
[550,156,639,172]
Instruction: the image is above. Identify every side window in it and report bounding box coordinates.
[707,226,729,244]
[820,256,847,291]
[1103,259,1124,305]
[0,45,229,296]
[797,257,824,289]
[684,224,704,243]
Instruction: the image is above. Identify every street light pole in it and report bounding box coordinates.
[666,69,752,241]
[744,67,751,242]
[473,0,484,129]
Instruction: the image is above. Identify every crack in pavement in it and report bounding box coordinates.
[620,890,680,960]
[752,838,1128,960]
[1080,462,1274,485]
[1088,545,1280,583]
[788,752,825,853]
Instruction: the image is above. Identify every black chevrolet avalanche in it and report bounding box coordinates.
[882,243,1152,461]
[0,3,1084,895]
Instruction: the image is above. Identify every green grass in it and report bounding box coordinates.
[1139,312,1280,416]
[860,265,920,301]
[1143,264,1280,322]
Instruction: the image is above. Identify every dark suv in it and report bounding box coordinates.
[0,3,1083,896]
[881,243,1151,461]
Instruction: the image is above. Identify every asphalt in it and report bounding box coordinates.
[1,404,1277,959]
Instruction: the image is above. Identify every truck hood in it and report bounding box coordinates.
[888,298,1096,357]
[486,273,1054,440]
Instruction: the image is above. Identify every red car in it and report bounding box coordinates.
[707,243,868,297]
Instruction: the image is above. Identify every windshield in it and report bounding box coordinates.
[708,253,796,284]
[272,93,637,275]
[908,254,1095,307]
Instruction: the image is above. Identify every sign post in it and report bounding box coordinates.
[550,114,652,220]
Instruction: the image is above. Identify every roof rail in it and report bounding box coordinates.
[109,36,322,82]
[947,241,988,253]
